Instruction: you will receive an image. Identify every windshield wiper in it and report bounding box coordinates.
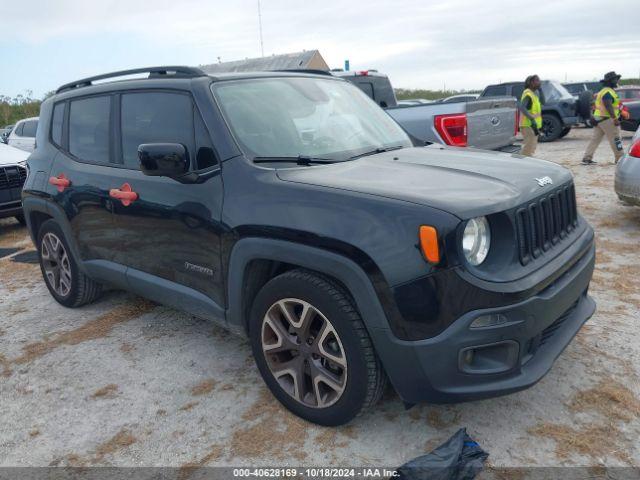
[348,145,404,160]
[253,155,336,166]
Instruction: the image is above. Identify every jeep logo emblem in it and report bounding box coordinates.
[490,116,500,126]
[535,176,553,187]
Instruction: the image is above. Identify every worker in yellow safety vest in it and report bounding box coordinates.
[582,71,624,165]
[519,75,542,157]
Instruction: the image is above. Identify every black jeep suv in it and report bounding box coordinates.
[23,67,596,426]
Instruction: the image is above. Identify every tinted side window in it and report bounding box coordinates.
[22,120,38,138]
[69,96,111,164]
[121,92,194,169]
[14,122,24,136]
[512,85,524,100]
[483,86,507,97]
[51,104,64,146]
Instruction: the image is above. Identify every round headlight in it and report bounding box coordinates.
[462,216,491,266]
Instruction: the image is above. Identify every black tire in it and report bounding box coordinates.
[558,127,571,138]
[37,219,102,308]
[14,214,26,225]
[540,114,563,142]
[249,269,385,426]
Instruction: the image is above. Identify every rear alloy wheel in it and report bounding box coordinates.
[262,298,348,408]
[250,269,385,426]
[41,232,73,298]
[37,219,102,307]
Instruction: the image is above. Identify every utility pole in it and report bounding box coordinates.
[258,0,265,57]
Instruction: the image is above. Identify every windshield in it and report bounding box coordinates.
[212,77,412,161]
[541,81,574,102]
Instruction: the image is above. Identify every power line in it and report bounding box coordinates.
[257,0,264,57]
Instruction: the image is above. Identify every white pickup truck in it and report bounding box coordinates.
[333,70,519,152]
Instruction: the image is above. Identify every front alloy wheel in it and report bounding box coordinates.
[262,298,347,408]
[250,269,385,426]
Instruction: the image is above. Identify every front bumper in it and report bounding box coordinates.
[373,240,595,404]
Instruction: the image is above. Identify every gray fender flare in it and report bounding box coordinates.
[226,237,420,399]
[22,196,87,274]
[226,237,392,334]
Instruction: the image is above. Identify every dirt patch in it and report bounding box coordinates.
[0,224,30,249]
[13,299,155,365]
[93,428,137,463]
[0,258,40,292]
[178,444,225,480]
[314,428,351,453]
[0,353,13,378]
[191,379,217,396]
[569,379,640,422]
[91,384,119,399]
[229,388,309,460]
[179,401,199,412]
[29,429,40,438]
[528,422,630,463]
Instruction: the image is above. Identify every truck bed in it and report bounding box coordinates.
[386,96,518,151]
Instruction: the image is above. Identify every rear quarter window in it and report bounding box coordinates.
[51,103,65,146]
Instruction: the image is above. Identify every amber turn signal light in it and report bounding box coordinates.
[419,226,440,265]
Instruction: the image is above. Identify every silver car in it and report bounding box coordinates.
[615,126,640,205]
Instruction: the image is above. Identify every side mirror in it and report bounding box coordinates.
[138,143,189,178]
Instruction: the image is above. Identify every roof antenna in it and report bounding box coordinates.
[257,0,265,57]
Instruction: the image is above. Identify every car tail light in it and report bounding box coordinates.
[630,140,640,158]
[434,113,468,147]
[357,70,369,76]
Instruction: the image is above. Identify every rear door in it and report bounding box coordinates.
[48,95,119,264]
[108,89,225,316]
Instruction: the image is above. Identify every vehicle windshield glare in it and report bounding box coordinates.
[212,77,412,161]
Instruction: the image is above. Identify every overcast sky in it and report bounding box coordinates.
[2,0,639,98]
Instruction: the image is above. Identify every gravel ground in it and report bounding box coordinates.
[1,127,639,473]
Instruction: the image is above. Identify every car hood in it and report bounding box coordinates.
[276,145,573,219]
[0,143,29,166]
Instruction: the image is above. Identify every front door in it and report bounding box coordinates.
[108,90,225,317]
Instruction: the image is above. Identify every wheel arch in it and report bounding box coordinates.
[22,196,86,274]
[226,237,393,338]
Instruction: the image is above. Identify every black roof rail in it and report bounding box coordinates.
[272,69,333,76]
[56,66,207,94]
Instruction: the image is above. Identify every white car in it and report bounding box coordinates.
[0,142,29,224]
[7,117,38,152]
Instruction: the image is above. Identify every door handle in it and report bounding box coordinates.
[48,173,71,192]
[109,183,138,206]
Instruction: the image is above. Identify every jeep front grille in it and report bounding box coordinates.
[515,183,578,265]
[0,166,27,190]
